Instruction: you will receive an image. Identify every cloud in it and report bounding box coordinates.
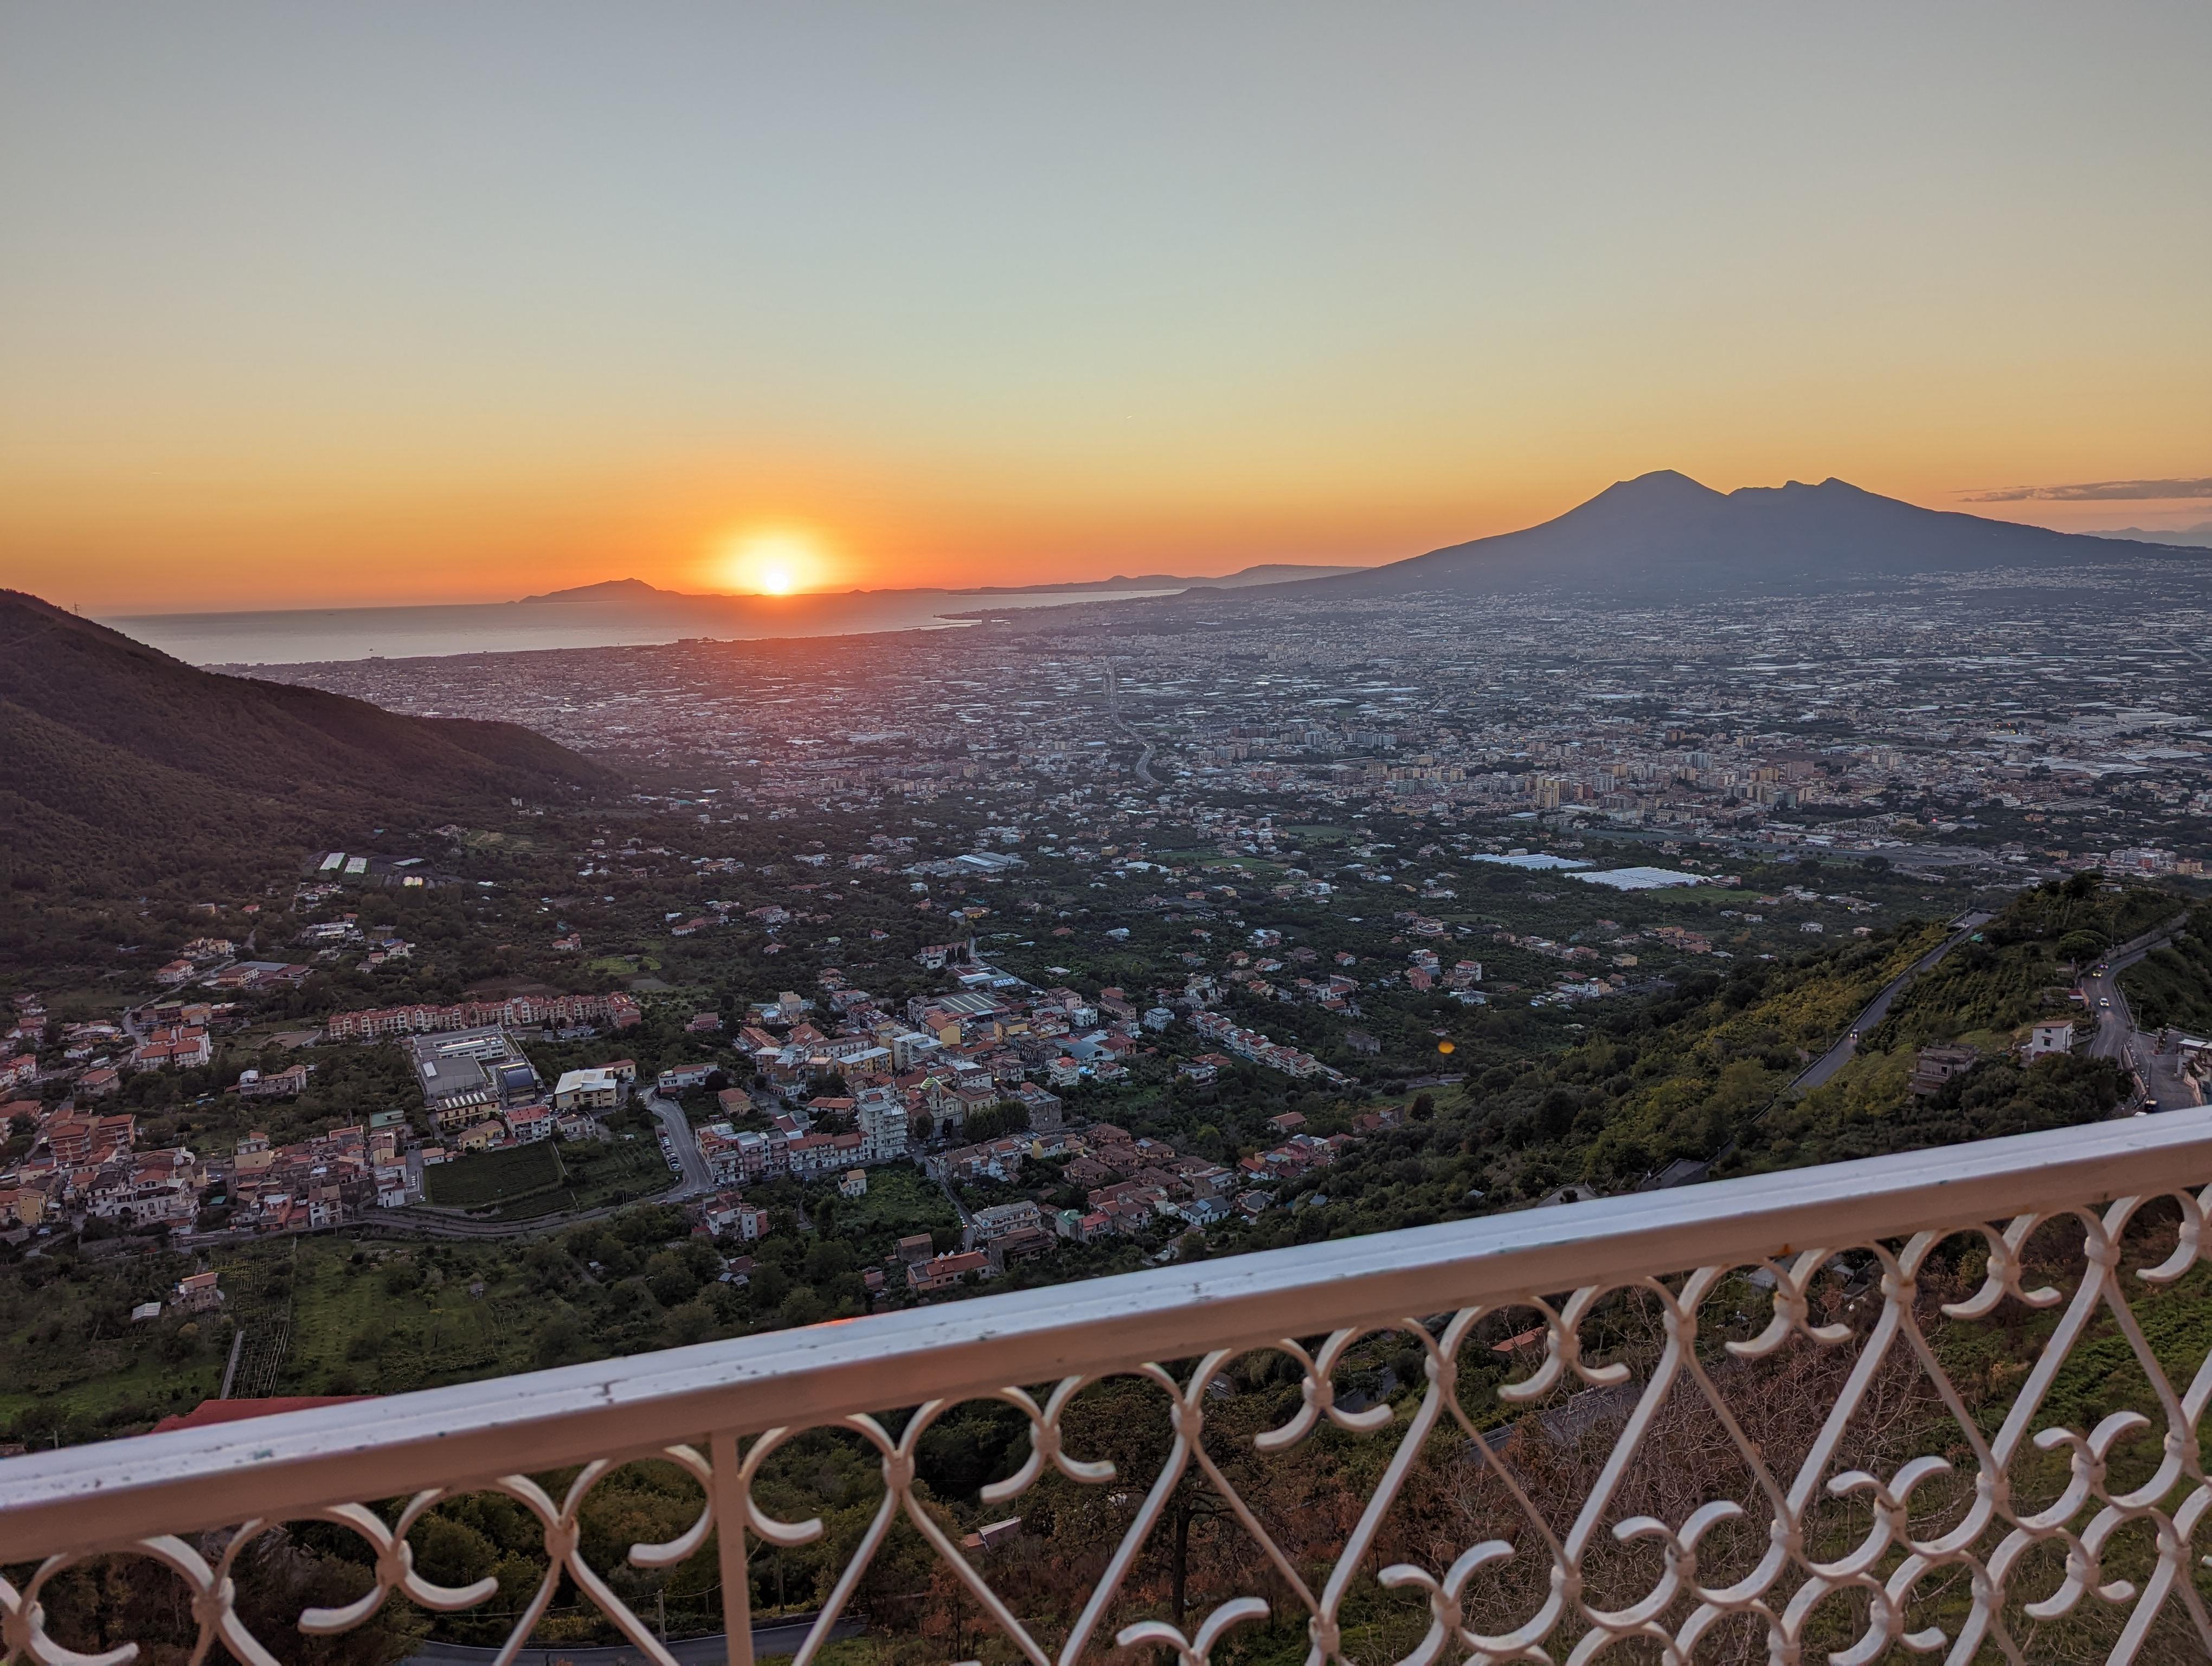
[1962,477,2212,503]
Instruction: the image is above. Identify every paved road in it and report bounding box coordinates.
[2082,917,2200,1110]
[404,1612,863,1666]
[645,1090,716,1197]
[1792,911,1996,1092]
[351,1197,645,1241]
[1103,662,1158,786]
[930,1158,976,1245]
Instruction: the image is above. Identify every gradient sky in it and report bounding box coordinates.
[4,3,2208,612]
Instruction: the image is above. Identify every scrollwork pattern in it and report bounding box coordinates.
[9,1186,2212,1665]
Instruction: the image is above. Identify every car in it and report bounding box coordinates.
[2145,1099,2160,1110]
[2099,997,2112,1008]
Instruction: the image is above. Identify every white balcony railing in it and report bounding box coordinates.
[7,1111,2212,1665]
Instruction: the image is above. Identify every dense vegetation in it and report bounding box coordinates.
[2120,901,2212,1034]
[21,1210,2212,1664]
[4,877,2176,1446]
[0,589,614,898]
[9,717,2211,1664]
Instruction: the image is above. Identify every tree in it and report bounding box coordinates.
[1053,1369,1288,1626]
[2056,928,2107,964]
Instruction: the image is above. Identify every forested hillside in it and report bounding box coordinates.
[2120,903,2212,1034]
[0,590,616,892]
[1224,876,2158,1241]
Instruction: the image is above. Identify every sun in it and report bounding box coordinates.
[717,528,826,596]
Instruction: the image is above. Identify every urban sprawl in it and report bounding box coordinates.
[11,572,2212,1316]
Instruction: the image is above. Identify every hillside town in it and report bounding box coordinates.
[0,926,1396,1291]
[4,898,1398,1274]
[11,567,2212,1400]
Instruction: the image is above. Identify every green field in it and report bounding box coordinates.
[425,1141,563,1208]
[809,1164,959,1247]
[490,1136,677,1220]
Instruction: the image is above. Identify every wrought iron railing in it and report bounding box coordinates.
[7,1111,2212,1665]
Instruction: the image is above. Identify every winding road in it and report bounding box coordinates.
[1669,908,2016,1186]
[1791,911,1995,1092]
[922,1155,977,1245]
[2081,917,2198,1110]
[645,1088,717,1197]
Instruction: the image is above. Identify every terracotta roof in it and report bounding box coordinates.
[151,1395,372,1433]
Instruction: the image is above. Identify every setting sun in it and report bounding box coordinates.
[716,528,829,597]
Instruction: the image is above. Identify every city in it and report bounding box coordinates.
[12,567,2212,1661]
[6,5,2212,1662]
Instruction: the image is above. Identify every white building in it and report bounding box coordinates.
[553,1067,628,1112]
[702,1195,771,1241]
[854,1085,910,1163]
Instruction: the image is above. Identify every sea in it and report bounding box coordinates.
[99,587,1181,668]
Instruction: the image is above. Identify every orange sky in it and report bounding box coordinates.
[3,6,2207,613]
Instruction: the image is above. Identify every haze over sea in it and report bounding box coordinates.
[100,586,1181,668]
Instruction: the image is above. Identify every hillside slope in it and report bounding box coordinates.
[0,589,615,885]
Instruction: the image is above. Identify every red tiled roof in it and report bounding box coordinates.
[152,1395,372,1433]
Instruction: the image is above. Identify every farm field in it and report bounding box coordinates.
[421,1135,679,1220]
[423,1141,562,1208]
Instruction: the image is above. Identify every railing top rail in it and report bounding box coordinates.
[5,1109,2210,1561]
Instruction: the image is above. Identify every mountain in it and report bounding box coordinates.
[2089,521,2212,549]
[518,577,674,604]
[0,591,615,887]
[520,566,1369,604]
[953,564,1366,595]
[1259,471,2202,601]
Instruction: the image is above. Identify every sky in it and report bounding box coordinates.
[3,3,2208,613]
